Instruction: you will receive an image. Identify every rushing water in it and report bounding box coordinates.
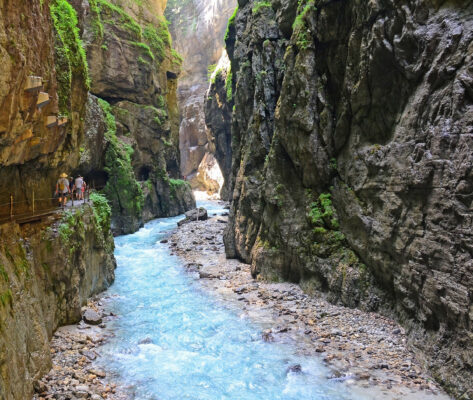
[96,203,374,400]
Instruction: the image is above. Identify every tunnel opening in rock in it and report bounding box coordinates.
[84,170,109,190]
[139,166,151,181]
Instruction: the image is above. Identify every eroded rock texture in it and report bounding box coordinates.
[0,0,88,215]
[0,206,115,399]
[205,53,233,200]
[74,0,195,234]
[224,0,473,397]
[166,0,236,195]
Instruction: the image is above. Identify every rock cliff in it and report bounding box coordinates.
[205,52,234,199]
[0,0,88,215]
[166,0,236,196]
[74,0,195,234]
[223,0,473,397]
[0,203,116,399]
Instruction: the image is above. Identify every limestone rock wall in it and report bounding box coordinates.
[204,55,233,200]
[0,0,88,215]
[166,0,236,193]
[74,0,195,234]
[0,205,116,400]
[224,0,473,397]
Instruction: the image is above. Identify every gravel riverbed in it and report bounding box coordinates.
[168,213,452,400]
[34,211,452,400]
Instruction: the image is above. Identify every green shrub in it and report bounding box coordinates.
[90,192,111,234]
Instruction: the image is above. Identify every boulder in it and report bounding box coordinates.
[177,207,208,226]
[82,309,103,326]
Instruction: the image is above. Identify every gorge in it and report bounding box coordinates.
[0,0,472,399]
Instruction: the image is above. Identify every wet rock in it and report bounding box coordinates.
[83,309,103,326]
[262,330,274,342]
[178,208,208,226]
[138,337,153,345]
[199,271,217,279]
[287,364,302,374]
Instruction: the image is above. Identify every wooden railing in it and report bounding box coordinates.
[0,190,92,224]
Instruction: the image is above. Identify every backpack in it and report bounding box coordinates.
[59,179,65,191]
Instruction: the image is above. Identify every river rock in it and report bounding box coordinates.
[287,364,302,374]
[178,207,208,226]
[138,337,153,344]
[82,309,103,326]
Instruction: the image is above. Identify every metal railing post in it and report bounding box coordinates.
[10,195,13,220]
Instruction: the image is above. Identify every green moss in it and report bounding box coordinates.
[97,0,142,38]
[169,179,190,199]
[98,99,144,219]
[252,1,272,14]
[57,209,86,255]
[130,41,154,60]
[90,192,112,234]
[293,0,315,30]
[0,264,8,283]
[0,289,12,308]
[225,70,233,102]
[156,95,165,108]
[58,210,76,243]
[293,0,316,50]
[207,64,217,81]
[309,193,337,228]
[171,49,183,65]
[87,0,104,39]
[50,0,90,114]
[143,22,168,61]
[169,179,190,188]
[224,6,238,42]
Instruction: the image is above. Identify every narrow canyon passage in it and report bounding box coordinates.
[91,203,371,400]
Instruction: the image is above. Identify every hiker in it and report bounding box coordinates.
[81,179,87,201]
[55,173,70,207]
[74,175,85,201]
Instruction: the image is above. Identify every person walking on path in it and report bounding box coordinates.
[55,173,70,207]
[74,175,85,201]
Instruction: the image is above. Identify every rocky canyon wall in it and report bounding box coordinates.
[166,0,236,197]
[74,0,195,234]
[0,0,194,235]
[0,203,116,399]
[223,0,473,398]
[0,0,192,397]
[0,0,88,214]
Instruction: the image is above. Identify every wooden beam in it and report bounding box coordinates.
[46,116,58,128]
[37,92,50,109]
[24,76,43,92]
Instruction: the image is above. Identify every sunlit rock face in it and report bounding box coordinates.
[0,0,88,212]
[166,0,236,194]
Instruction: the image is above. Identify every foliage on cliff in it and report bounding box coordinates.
[50,0,90,114]
[98,99,144,223]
